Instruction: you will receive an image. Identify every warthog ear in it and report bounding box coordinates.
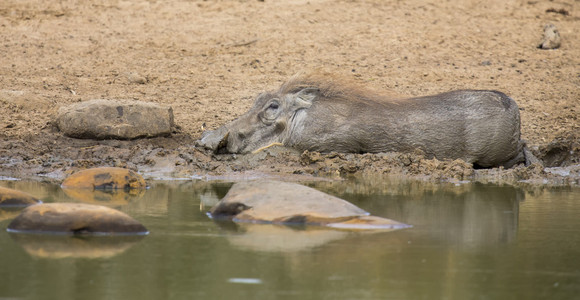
[291,87,318,110]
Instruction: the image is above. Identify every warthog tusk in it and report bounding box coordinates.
[251,142,284,154]
[216,132,229,150]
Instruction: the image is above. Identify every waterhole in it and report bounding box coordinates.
[0,179,579,300]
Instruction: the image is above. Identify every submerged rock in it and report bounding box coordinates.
[0,186,42,207]
[61,167,146,190]
[209,180,410,230]
[55,99,174,139]
[7,203,148,235]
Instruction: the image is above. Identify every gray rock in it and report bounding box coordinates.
[55,99,174,139]
[209,180,411,230]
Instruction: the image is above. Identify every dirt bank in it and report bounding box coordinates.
[1,0,579,185]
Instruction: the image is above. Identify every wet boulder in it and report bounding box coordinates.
[61,167,146,190]
[209,180,410,230]
[7,203,148,235]
[55,99,174,139]
[0,186,42,207]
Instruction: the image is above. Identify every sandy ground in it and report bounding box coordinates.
[0,0,579,184]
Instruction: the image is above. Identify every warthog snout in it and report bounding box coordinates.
[197,88,316,154]
[196,72,537,168]
[196,126,230,153]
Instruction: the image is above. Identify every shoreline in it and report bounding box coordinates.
[1,132,578,186]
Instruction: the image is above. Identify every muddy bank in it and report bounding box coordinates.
[1,130,578,186]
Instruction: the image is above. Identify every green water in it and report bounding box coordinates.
[0,179,579,300]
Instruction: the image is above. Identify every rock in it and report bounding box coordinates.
[7,203,149,235]
[0,186,42,207]
[209,180,410,230]
[61,167,146,190]
[126,72,147,84]
[538,24,561,50]
[55,99,174,139]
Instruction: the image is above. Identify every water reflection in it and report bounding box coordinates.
[62,188,145,207]
[10,234,145,259]
[203,179,522,252]
[310,179,522,247]
[216,222,351,253]
[0,179,578,300]
[0,207,24,222]
[1,179,523,249]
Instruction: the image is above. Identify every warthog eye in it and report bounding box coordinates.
[261,99,281,123]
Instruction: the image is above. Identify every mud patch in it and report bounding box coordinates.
[1,131,578,186]
[535,134,580,167]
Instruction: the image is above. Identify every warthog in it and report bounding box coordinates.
[197,73,537,168]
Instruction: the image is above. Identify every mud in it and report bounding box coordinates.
[0,0,579,185]
[0,132,578,185]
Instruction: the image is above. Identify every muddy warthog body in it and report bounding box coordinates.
[197,73,534,168]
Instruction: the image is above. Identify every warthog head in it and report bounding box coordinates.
[197,86,318,154]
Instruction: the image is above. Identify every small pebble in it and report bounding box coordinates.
[127,72,147,84]
[538,24,561,50]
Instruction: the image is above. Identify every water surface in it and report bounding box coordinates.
[0,179,578,300]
